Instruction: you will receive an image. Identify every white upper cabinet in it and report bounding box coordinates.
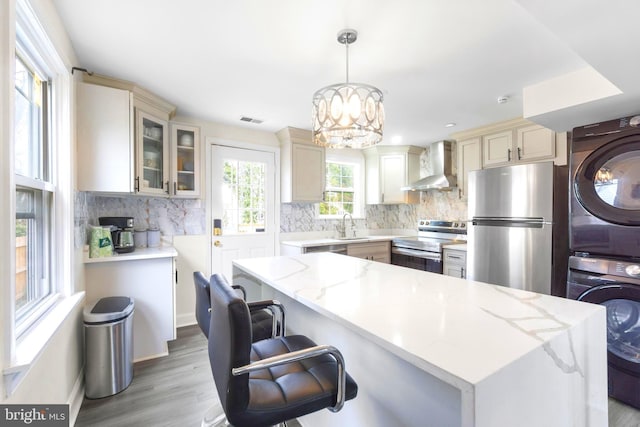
[457,137,482,200]
[482,123,557,168]
[278,127,326,203]
[482,130,513,167]
[77,82,134,193]
[364,145,422,204]
[76,75,201,198]
[136,109,169,195]
[452,118,567,199]
[171,122,201,198]
[516,124,557,163]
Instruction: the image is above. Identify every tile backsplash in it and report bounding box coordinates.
[75,141,468,244]
[75,192,205,247]
[279,190,467,233]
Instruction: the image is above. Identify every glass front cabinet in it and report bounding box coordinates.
[171,122,200,197]
[135,111,200,197]
[136,110,170,195]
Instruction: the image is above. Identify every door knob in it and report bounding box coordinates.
[214,240,222,247]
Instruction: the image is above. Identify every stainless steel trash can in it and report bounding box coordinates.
[83,296,134,399]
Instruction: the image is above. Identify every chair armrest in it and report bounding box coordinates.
[231,284,247,300]
[247,299,285,338]
[231,344,347,412]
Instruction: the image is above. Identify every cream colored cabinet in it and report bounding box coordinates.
[516,125,556,162]
[278,127,326,203]
[457,138,482,200]
[136,109,170,195]
[482,124,556,168]
[452,119,567,200]
[364,145,422,204]
[443,247,466,278]
[76,75,192,196]
[76,82,135,193]
[347,241,390,263]
[482,130,513,167]
[171,122,200,197]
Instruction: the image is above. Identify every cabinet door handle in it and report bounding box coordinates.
[174,182,177,195]
[461,267,465,277]
[517,147,522,160]
[135,176,140,192]
[381,193,385,203]
[507,148,512,162]
[165,180,170,194]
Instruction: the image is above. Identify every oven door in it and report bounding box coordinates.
[577,282,640,375]
[391,247,442,273]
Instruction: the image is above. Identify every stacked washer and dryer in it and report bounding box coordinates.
[567,115,640,409]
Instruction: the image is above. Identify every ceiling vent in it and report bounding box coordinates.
[240,116,264,124]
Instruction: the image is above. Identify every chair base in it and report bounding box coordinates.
[201,404,289,427]
[201,402,227,427]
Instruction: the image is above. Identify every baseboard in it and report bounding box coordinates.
[176,313,196,328]
[67,368,84,426]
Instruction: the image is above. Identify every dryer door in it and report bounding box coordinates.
[578,283,640,375]
[573,134,640,226]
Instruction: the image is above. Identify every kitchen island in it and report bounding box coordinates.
[232,253,607,427]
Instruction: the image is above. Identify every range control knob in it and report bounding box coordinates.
[625,264,640,277]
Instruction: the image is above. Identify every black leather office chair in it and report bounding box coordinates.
[193,271,277,341]
[207,273,358,427]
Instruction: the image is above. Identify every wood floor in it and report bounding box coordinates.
[76,325,640,427]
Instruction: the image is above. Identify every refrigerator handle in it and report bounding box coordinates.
[471,217,548,228]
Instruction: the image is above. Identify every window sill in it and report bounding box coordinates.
[3,292,85,397]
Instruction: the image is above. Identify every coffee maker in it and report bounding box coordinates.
[99,217,135,253]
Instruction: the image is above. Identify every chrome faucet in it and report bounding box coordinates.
[337,212,356,238]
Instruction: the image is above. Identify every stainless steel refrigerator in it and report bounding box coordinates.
[467,162,568,296]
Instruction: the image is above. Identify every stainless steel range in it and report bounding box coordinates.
[391,220,467,273]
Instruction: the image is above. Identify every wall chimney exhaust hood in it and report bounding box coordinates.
[402,140,457,191]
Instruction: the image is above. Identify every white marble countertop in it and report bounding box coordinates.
[443,243,467,251]
[84,246,178,264]
[233,252,603,388]
[281,235,400,248]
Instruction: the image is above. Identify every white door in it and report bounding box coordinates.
[210,145,276,281]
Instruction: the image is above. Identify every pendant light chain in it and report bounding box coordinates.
[345,36,350,84]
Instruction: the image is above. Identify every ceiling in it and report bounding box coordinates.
[51,0,640,147]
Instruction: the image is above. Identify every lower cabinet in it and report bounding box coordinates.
[347,241,391,263]
[85,255,176,361]
[443,248,467,278]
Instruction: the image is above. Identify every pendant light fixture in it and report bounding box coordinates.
[312,29,384,149]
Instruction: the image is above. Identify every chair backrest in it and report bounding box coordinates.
[193,271,211,337]
[208,273,253,420]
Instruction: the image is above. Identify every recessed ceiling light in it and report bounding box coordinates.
[391,135,403,144]
[445,123,456,128]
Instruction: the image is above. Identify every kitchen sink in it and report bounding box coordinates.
[336,237,369,241]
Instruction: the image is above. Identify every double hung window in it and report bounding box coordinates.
[318,150,364,218]
[14,32,55,336]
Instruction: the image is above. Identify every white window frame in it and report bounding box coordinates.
[3,0,75,395]
[317,148,365,219]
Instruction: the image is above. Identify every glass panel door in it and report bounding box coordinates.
[137,110,168,195]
